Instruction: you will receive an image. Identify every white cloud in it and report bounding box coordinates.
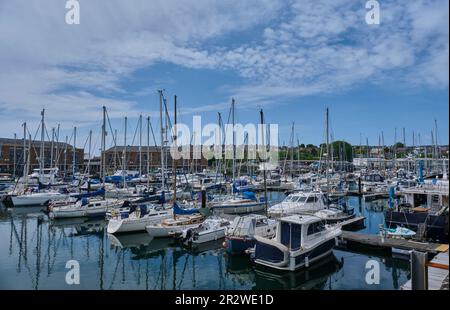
[0,0,448,142]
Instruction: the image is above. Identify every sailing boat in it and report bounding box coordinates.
[210,99,265,214]
[314,108,354,223]
[145,94,204,238]
[11,110,69,207]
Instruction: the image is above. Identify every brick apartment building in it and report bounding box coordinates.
[0,137,84,176]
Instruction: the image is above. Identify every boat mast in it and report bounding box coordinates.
[72,126,77,179]
[101,106,106,187]
[13,133,17,179]
[325,107,330,207]
[394,128,397,171]
[172,95,177,204]
[39,109,45,183]
[139,114,143,177]
[123,116,127,188]
[55,124,60,172]
[26,134,31,188]
[50,128,54,171]
[147,116,151,189]
[159,90,165,191]
[260,109,268,215]
[22,122,26,179]
[232,98,236,191]
[64,136,68,179]
[88,130,92,178]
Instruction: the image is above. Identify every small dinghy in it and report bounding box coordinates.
[382,226,416,238]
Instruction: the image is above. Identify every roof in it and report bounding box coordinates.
[0,137,80,150]
[279,214,321,225]
[105,146,161,152]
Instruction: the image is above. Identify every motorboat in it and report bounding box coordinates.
[224,214,277,254]
[268,191,327,218]
[49,198,124,219]
[251,215,341,271]
[314,203,355,224]
[107,204,173,234]
[178,217,230,245]
[210,191,265,214]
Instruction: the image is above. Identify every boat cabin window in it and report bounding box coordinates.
[256,218,268,227]
[280,222,302,250]
[290,223,302,250]
[306,196,317,203]
[307,222,326,235]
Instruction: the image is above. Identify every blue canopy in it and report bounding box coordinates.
[242,191,256,201]
[71,187,105,200]
[173,202,199,215]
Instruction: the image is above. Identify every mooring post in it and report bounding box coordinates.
[201,186,206,209]
[411,250,428,290]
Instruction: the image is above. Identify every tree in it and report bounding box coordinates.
[330,140,353,162]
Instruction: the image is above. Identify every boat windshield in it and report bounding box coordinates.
[285,195,307,203]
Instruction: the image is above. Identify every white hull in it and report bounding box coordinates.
[192,228,227,244]
[146,223,202,238]
[107,212,172,234]
[212,202,265,214]
[12,193,69,207]
[50,205,108,219]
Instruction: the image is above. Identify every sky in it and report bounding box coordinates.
[0,0,448,153]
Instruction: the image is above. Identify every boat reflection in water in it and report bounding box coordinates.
[51,218,107,237]
[253,254,344,290]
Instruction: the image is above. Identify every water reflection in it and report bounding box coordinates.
[253,254,344,290]
[0,200,410,290]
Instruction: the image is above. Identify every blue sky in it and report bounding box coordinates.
[0,0,448,152]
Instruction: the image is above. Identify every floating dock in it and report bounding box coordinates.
[338,231,448,254]
[339,216,365,230]
[401,251,449,290]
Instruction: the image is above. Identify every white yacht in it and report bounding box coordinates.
[210,192,265,214]
[179,217,230,245]
[107,204,173,234]
[252,215,341,271]
[49,198,124,219]
[11,191,69,207]
[145,213,204,238]
[268,191,327,218]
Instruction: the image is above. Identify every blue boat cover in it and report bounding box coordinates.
[71,187,105,200]
[242,191,256,201]
[173,202,199,215]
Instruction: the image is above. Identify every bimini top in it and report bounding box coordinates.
[279,214,322,225]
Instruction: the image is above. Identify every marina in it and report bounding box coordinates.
[0,102,448,291]
[0,1,448,296]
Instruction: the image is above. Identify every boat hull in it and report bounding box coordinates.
[253,238,336,271]
[211,202,265,214]
[107,213,172,234]
[146,223,202,238]
[191,228,227,244]
[12,194,68,207]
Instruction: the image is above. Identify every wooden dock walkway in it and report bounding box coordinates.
[339,216,365,229]
[401,251,449,290]
[339,231,447,253]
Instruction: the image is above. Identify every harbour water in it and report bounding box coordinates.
[0,194,410,290]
